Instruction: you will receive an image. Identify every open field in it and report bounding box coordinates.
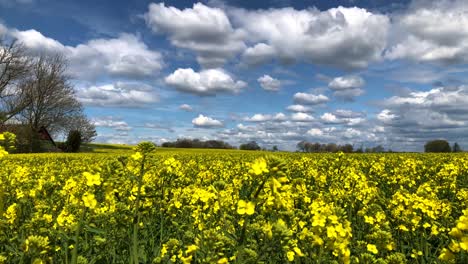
[1,146,468,263]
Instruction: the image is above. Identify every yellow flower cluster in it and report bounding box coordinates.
[1,148,468,263]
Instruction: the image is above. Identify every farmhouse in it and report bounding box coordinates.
[0,124,57,152]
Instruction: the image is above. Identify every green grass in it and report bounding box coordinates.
[80,143,134,153]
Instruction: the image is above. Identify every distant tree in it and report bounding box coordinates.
[65,130,82,153]
[340,144,354,153]
[272,145,279,152]
[17,54,82,135]
[296,140,307,152]
[240,141,261,151]
[325,143,338,153]
[62,114,97,143]
[453,142,462,152]
[424,140,451,153]
[372,145,385,153]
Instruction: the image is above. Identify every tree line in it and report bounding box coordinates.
[0,39,95,152]
[424,140,463,153]
[161,138,235,149]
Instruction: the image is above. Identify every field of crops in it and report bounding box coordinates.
[1,140,468,263]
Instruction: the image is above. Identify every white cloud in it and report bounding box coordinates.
[245,113,272,122]
[307,128,324,137]
[328,75,365,100]
[329,75,365,90]
[242,43,276,65]
[232,6,390,69]
[291,112,315,122]
[192,114,224,128]
[10,29,65,53]
[385,0,468,64]
[144,2,245,68]
[77,82,159,108]
[244,112,287,122]
[293,93,329,105]
[343,128,362,139]
[179,104,193,111]
[258,74,281,91]
[321,113,341,123]
[374,85,468,150]
[334,109,365,118]
[0,24,7,37]
[9,29,164,80]
[92,116,131,131]
[377,109,396,123]
[286,104,313,113]
[321,112,366,126]
[274,112,287,121]
[165,68,247,96]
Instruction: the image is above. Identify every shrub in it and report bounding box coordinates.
[424,140,451,153]
[65,130,82,152]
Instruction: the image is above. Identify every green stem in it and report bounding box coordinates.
[71,209,85,264]
[131,156,146,264]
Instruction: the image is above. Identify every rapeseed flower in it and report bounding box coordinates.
[237,200,255,215]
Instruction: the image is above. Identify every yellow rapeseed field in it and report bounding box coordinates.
[1,136,468,263]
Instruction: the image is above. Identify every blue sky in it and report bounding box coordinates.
[2,0,468,151]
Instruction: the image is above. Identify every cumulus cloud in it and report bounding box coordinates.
[286,104,313,113]
[258,74,281,91]
[92,116,131,131]
[377,109,396,123]
[381,86,468,127]
[321,112,365,126]
[328,75,365,101]
[179,104,193,111]
[165,68,247,96]
[307,128,324,137]
[233,6,390,69]
[385,0,468,65]
[291,112,315,122]
[0,24,7,37]
[245,114,271,122]
[242,43,276,65]
[244,113,287,122]
[192,114,224,128]
[144,2,245,68]
[376,85,468,150]
[293,93,329,105]
[77,82,159,108]
[8,28,163,80]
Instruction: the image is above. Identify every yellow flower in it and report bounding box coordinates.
[186,245,198,254]
[251,158,269,175]
[4,203,18,224]
[460,237,468,251]
[439,248,455,261]
[217,258,229,264]
[367,244,378,254]
[82,192,97,209]
[131,152,143,161]
[84,172,101,186]
[237,200,255,215]
[293,247,304,257]
[180,255,192,264]
[32,259,44,264]
[0,148,7,157]
[287,251,295,261]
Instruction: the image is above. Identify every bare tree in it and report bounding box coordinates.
[0,39,32,123]
[62,113,97,143]
[18,53,82,136]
